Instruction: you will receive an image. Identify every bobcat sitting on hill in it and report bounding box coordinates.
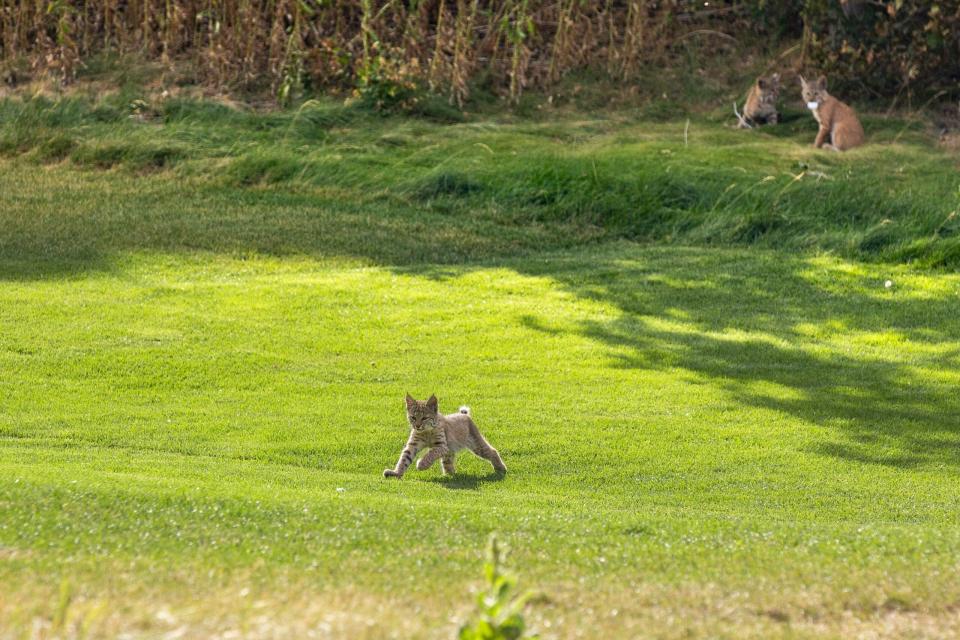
[800,75,865,151]
[383,394,506,478]
[738,73,781,128]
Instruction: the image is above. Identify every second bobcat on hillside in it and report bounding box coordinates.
[739,73,781,127]
[800,75,865,151]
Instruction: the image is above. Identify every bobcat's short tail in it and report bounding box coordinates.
[459,405,471,415]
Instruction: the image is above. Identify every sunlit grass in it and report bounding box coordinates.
[2,98,960,638]
[2,244,960,637]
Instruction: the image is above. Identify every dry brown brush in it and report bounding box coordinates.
[1,1,956,106]
[0,1,776,104]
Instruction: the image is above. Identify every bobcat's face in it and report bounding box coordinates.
[754,74,781,109]
[405,393,439,432]
[801,75,828,110]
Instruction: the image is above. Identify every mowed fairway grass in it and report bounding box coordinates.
[2,97,960,638]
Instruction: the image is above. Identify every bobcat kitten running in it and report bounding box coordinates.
[383,394,506,478]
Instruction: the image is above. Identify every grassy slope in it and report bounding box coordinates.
[2,97,960,638]
[2,94,959,270]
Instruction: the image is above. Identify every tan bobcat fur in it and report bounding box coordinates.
[800,75,865,151]
[740,73,781,127]
[383,394,506,478]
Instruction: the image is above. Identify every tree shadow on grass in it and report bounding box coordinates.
[511,247,960,469]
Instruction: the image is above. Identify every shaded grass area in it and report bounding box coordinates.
[1,95,959,275]
[518,250,960,469]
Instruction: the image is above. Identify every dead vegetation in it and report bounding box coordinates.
[0,1,756,105]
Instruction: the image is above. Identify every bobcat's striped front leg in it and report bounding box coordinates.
[384,434,421,478]
[417,432,449,471]
[417,445,450,471]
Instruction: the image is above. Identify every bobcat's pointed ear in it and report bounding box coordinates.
[817,75,827,89]
[426,394,438,412]
[757,78,768,90]
[405,393,416,410]
[771,72,780,85]
[798,74,807,86]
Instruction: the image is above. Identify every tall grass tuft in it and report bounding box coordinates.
[458,534,542,640]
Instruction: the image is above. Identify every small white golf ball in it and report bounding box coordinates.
[884,280,893,289]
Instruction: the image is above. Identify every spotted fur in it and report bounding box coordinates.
[383,394,506,479]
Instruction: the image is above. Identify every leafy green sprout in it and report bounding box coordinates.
[458,535,541,640]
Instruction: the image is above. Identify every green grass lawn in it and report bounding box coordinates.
[2,96,960,639]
